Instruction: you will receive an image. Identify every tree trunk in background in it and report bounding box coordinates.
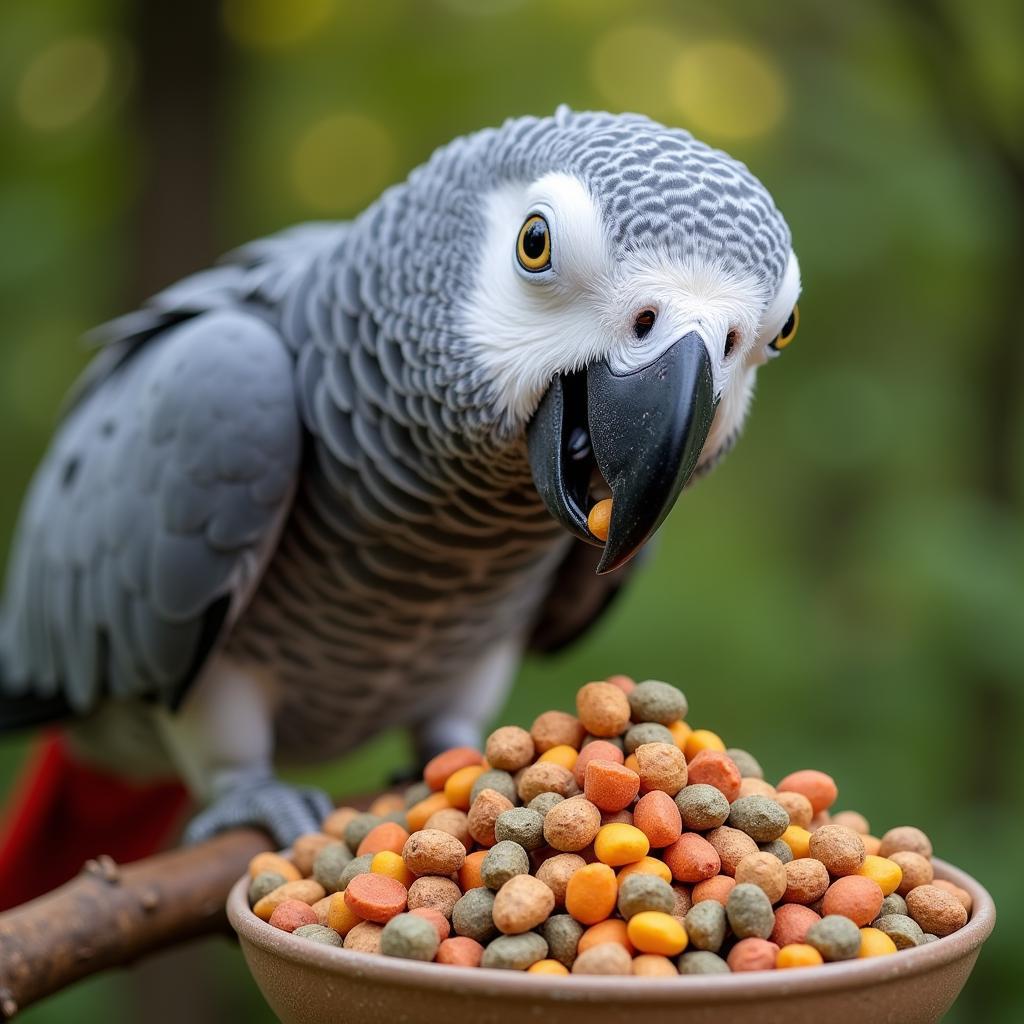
[130,0,226,303]
[125,2,237,1021]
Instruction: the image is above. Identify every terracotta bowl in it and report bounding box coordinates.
[228,857,994,1024]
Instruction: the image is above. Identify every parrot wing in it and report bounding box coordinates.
[527,538,640,654]
[0,307,302,726]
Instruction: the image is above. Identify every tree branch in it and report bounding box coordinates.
[0,829,271,1020]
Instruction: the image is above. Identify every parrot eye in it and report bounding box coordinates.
[634,308,656,339]
[517,214,551,272]
[769,305,799,351]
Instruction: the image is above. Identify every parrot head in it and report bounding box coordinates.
[399,108,800,572]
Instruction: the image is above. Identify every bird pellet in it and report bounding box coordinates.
[248,676,972,975]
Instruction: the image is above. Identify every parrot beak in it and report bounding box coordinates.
[527,331,716,574]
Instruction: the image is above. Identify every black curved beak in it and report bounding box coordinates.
[527,332,716,574]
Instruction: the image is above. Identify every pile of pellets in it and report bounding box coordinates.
[247,678,971,975]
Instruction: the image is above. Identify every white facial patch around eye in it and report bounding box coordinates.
[757,250,801,353]
[463,173,614,427]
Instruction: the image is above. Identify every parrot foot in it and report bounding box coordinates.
[183,775,334,848]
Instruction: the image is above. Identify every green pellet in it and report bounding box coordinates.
[543,914,583,967]
[727,795,789,842]
[675,784,730,830]
[381,913,440,961]
[481,840,529,890]
[684,899,727,952]
[249,871,287,907]
[624,722,676,754]
[313,842,354,893]
[726,883,775,939]
[677,951,731,975]
[628,680,688,725]
[481,932,548,970]
[495,808,545,851]
[452,886,498,943]
[471,770,518,806]
[617,874,675,919]
[806,914,862,960]
[293,924,343,946]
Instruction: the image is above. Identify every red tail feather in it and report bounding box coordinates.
[0,732,190,910]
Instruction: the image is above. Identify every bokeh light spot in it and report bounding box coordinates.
[669,40,786,141]
[222,0,334,50]
[15,36,112,132]
[290,113,395,213]
[589,24,683,118]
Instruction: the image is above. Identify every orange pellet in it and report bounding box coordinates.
[459,850,488,892]
[683,729,726,760]
[692,875,736,906]
[632,954,678,976]
[343,873,408,924]
[368,792,406,817]
[436,936,484,967]
[357,821,410,857]
[606,674,636,695]
[587,499,613,541]
[777,943,824,969]
[407,792,451,832]
[578,918,634,955]
[444,764,486,810]
[574,740,624,786]
[624,753,640,773]
[539,744,579,772]
[616,856,674,889]
[775,770,838,814]
[666,720,692,749]
[424,747,485,791]
[822,875,884,926]
[371,850,415,887]
[686,750,742,802]
[248,852,301,882]
[584,760,640,812]
[528,959,571,975]
[565,863,618,925]
[663,833,720,883]
[576,681,631,737]
[633,791,683,848]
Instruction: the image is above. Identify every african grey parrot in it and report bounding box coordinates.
[0,108,801,850]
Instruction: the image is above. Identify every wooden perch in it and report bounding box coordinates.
[0,828,271,1019]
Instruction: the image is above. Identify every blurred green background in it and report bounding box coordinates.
[1,0,1021,1020]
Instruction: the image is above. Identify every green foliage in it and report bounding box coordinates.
[1,0,1021,1020]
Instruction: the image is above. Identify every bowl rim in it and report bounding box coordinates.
[228,856,995,1002]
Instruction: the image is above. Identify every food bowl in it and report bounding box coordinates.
[227,857,994,1024]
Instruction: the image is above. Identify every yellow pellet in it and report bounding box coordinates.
[538,744,579,772]
[857,855,903,897]
[666,720,692,750]
[527,958,570,975]
[617,856,673,889]
[781,825,812,859]
[626,911,689,956]
[326,892,362,936]
[859,927,898,958]
[776,943,824,969]
[371,850,414,887]
[443,764,486,810]
[683,729,726,760]
[594,823,651,867]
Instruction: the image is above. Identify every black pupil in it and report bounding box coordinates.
[782,311,796,337]
[635,311,655,338]
[522,220,547,260]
